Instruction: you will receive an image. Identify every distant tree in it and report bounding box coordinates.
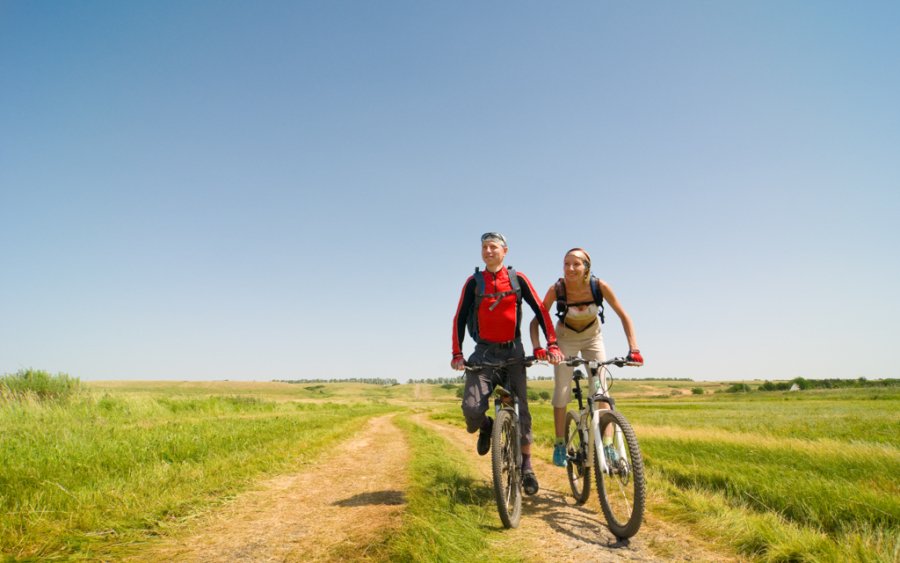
[691,387,704,395]
[791,377,810,390]
[539,391,550,401]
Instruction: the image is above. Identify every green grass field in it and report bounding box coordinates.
[0,381,398,560]
[1,375,897,562]
[440,378,900,562]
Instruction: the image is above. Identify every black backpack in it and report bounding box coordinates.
[466,266,522,341]
[554,276,605,331]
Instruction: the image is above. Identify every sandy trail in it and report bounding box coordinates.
[129,415,409,562]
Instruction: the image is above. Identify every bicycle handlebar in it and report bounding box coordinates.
[465,355,538,369]
[565,356,642,368]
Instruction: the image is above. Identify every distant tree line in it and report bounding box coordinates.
[407,376,562,383]
[624,377,694,381]
[274,378,399,386]
[757,377,898,391]
[406,375,695,384]
[407,376,464,384]
[724,377,899,393]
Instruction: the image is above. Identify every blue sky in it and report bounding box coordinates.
[2,1,898,382]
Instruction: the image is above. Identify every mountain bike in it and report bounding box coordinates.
[563,356,645,539]
[465,355,536,529]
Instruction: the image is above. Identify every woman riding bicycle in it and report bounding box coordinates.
[529,247,643,467]
[452,232,563,495]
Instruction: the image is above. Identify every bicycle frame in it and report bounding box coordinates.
[569,359,631,475]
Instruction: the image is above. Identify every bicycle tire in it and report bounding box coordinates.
[565,410,591,504]
[491,408,522,528]
[593,410,645,539]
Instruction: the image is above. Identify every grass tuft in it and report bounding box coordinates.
[0,369,81,402]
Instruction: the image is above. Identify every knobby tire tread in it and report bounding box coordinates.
[565,410,591,504]
[593,410,646,539]
[491,408,521,529]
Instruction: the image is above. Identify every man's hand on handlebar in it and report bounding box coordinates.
[451,353,466,371]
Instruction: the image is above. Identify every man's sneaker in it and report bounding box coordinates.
[552,443,566,467]
[522,469,540,495]
[477,417,493,456]
[604,444,619,465]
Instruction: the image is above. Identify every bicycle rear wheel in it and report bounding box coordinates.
[565,410,591,504]
[491,408,521,528]
[593,410,645,539]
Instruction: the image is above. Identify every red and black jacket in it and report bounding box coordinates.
[452,267,557,356]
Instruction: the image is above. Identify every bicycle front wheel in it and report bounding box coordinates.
[565,410,591,504]
[491,408,522,529]
[593,410,646,539]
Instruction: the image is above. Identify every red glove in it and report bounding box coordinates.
[547,343,564,364]
[533,347,548,361]
[451,353,466,371]
[627,349,644,365]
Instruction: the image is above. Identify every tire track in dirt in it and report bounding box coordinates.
[412,414,732,562]
[128,414,409,562]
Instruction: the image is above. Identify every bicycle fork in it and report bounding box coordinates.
[591,406,627,475]
[494,389,522,471]
[590,408,608,474]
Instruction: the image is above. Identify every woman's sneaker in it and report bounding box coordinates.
[604,444,619,465]
[552,443,566,467]
[522,470,540,495]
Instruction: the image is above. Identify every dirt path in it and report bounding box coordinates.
[413,415,731,563]
[129,415,409,562]
[128,412,728,562]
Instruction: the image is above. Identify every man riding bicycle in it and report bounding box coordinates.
[451,232,563,495]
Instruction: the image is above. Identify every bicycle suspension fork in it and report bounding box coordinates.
[494,390,522,467]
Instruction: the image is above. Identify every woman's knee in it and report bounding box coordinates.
[552,385,571,408]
